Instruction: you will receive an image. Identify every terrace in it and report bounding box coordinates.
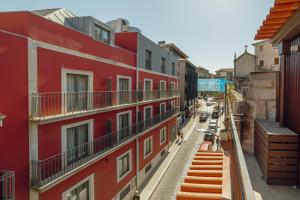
[0,171,15,200]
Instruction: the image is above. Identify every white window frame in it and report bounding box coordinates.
[62,174,95,200]
[160,102,166,114]
[171,100,176,109]
[117,149,132,183]
[144,78,153,91]
[144,136,153,159]
[61,69,93,113]
[117,75,132,104]
[160,80,166,90]
[160,127,167,145]
[144,105,153,121]
[170,81,176,90]
[116,110,132,142]
[61,119,94,168]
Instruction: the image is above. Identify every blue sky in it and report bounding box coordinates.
[1,0,273,73]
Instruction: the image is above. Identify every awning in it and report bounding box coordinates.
[255,0,300,40]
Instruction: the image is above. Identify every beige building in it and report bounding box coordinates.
[215,68,234,80]
[234,50,256,90]
[195,66,209,79]
[252,40,279,71]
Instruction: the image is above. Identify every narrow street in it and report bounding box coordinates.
[150,104,215,200]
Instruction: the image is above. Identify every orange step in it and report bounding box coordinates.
[184,176,222,185]
[196,152,223,156]
[181,183,222,194]
[187,170,223,177]
[190,165,222,170]
[193,156,223,160]
[192,160,223,165]
[176,192,222,200]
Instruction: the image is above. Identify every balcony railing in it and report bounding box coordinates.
[0,171,15,200]
[31,107,179,188]
[31,90,179,119]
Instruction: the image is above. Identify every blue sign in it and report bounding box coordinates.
[198,79,231,92]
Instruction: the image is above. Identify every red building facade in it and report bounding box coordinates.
[0,10,179,200]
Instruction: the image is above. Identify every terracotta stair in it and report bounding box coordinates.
[176,151,224,200]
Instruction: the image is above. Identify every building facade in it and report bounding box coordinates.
[0,9,179,200]
[159,43,197,123]
[215,68,234,81]
[195,66,209,79]
[234,51,256,90]
[252,40,279,71]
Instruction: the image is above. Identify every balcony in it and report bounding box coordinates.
[31,107,179,189]
[30,90,179,120]
[0,171,15,200]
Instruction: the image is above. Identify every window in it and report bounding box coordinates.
[117,111,131,141]
[61,120,93,167]
[161,57,166,74]
[144,79,152,100]
[145,163,152,174]
[118,76,131,104]
[144,106,152,127]
[117,150,132,182]
[274,57,279,65]
[160,127,167,145]
[62,174,94,200]
[145,50,152,70]
[160,127,166,145]
[171,100,176,109]
[66,73,89,112]
[120,185,130,200]
[95,24,110,45]
[160,103,166,114]
[160,81,166,98]
[66,124,89,165]
[171,62,176,76]
[170,82,176,92]
[259,60,264,67]
[258,45,263,52]
[144,136,153,158]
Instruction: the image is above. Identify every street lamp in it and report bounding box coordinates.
[0,113,6,127]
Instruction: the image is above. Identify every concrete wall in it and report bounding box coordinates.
[230,72,279,153]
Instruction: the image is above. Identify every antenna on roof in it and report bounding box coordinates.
[245,45,248,53]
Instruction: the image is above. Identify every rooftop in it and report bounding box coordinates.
[255,0,300,40]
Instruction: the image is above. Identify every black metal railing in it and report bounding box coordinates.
[31,108,179,188]
[0,171,15,200]
[31,90,179,119]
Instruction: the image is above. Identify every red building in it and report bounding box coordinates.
[0,9,179,200]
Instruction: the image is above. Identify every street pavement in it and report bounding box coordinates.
[149,103,216,200]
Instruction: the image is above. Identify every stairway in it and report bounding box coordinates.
[176,151,224,200]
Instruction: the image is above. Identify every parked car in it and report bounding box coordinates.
[199,112,209,122]
[206,101,212,106]
[204,132,215,145]
[212,110,219,118]
[208,119,218,130]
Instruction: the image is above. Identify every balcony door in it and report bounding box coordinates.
[66,124,89,165]
[118,111,131,141]
[144,79,152,100]
[144,106,152,127]
[160,81,166,98]
[118,76,131,104]
[67,73,88,112]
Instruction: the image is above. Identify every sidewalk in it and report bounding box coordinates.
[139,114,199,200]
